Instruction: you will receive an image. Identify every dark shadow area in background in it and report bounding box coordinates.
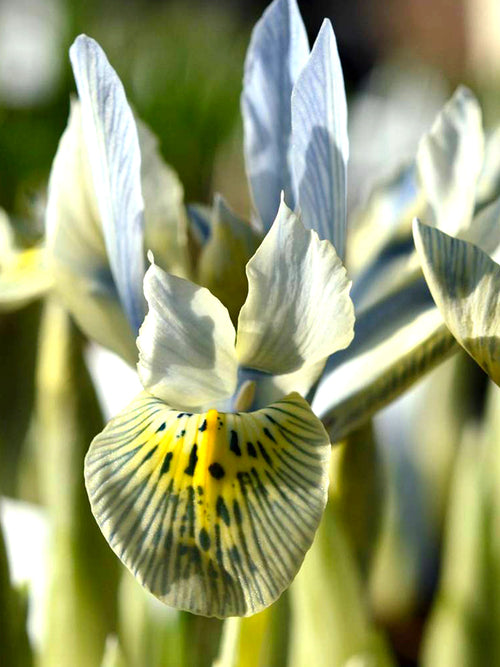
[0,0,378,215]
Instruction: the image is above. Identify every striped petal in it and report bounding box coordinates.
[236,198,354,376]
[85,391,330,617]
[242,0,309,231]
[414,220,500,385]
[70,35,146,334]
[291,19,348,258]
[198,195,261,323]
[45,99,137,363]
[313,276,457,441]
[416,87,483,236]
[137,261,238,409]
[350,231,421,313]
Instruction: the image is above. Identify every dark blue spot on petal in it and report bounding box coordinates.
[184,444,198,476]
[247,442,257,458]
[209,462,225,479]
[160,451,173,475]
[199,528,211,551]
[263,427,276,443]
[216,496,230,526]
[230,430,241,456]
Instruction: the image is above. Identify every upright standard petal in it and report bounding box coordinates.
[137,261,238,409]
[85,391,330,617]
[236,199,354,376]
[416,87,484,237]
[414,220,500,385]
[291,19,348,258]
[242,0,309,230]
[45,99,136,363]
[70,35,146,334]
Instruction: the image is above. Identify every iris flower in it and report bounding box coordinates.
[13,0,491,619]
[2,0,483,451]
[57,0,356,618]
[86,200,354,617]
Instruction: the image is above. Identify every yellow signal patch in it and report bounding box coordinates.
[85,391,330,617]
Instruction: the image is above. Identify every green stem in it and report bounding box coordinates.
[35,299,120,667]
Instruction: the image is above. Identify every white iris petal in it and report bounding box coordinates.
[137,259,238,409]
[236,197,354,377]
[291,19,348,258]
[414,220,500,386]
[70,35,146,334]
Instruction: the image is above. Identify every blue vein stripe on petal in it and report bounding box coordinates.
[70,35,146,334]
[242,0,309,231]
[85,391,330,617]
[291,19,348,258]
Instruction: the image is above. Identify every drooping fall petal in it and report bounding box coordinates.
[85,391,330,617]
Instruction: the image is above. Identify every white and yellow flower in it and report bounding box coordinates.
[52,14,357,616]
[8,0,495,621]
[86,196,354,617]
